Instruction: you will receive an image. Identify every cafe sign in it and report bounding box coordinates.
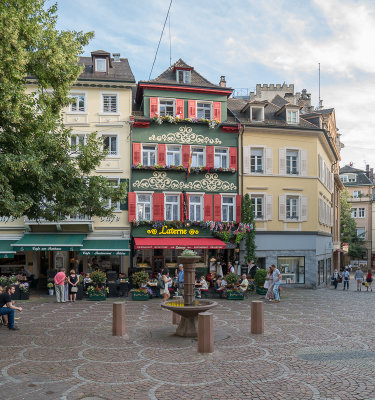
[146,226,199,236]
[79,251,128,256]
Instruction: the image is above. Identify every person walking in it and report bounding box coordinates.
[366,269,373,292]
[162,268,172,302]
[177,264,184,296]
[0,286,22,330]
[265,266,274,301]
[54,268,66,303]
[271,265,281,302]
[67,270,79,302]
[343,268,350,290]
[332,269,340,289]
[355,268,364,291]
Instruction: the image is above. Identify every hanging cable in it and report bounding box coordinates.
[148,0,172,80]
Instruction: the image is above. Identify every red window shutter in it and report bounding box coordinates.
[182,145,190,168]
[149,97,158,117]
[133,143,141,165]
[214,194,221,222]
[229,147,237,170]
[186,194,190,220]
[204,194,213,221]
[206,146,214,168]
[176,99,184,119]
[153,193,164,221]
[158,144,166,166]
[236,195,242,223]
[180,193,184,221]
[128,192,136,222]
[188,100,197,118]
[213,102,221,122]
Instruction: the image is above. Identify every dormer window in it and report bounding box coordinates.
[250,106,264,122]
[176,69,191,83]
[287,110,299,124]
[95,58,107,72]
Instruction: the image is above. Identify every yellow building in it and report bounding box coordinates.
[228,85,342,287]
[0,51,135,282]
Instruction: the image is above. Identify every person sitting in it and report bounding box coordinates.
[239,274,249,292]
[0,285,23,330]
[196,276,209,298]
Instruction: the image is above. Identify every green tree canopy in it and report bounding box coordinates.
[241,193,257,263]
[0,0,126,220]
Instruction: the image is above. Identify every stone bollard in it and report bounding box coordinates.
[172,295,182,325]
[197,312,214,353]
[112,302,126,336]
[251,300,264,334]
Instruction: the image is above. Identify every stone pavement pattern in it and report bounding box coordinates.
[1,286,375,400]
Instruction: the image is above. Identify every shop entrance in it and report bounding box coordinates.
[152,256,164,272]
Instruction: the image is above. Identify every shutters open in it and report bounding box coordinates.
[213,102,221,121]
[158,144,166,166]
[175,99,184,119]
[279,148,286,175]
[128,192,136,222]
[236,195,241,223]
[206,146,214,168]
[204,194,213,221]
[149,97,158,118]
[243,146,251,174]
[182,145,191,168]
[214,195,221,222]
[180,193,185,221]
[230,147,237,170]
[279,194,286,221]
[132,143,141,165]
[265,194,273,220]
[188,100,197,118]
[265,147,273,175]
[300,196,308,222]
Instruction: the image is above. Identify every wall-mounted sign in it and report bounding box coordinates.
[146,226,199,236]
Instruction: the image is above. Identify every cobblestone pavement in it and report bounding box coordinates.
[1,285,375,400]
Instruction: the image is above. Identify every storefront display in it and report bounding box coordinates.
[277,256,305,284]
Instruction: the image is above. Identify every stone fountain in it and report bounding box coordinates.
[161,255,218,337]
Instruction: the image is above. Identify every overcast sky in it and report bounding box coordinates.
[54,0,375,171]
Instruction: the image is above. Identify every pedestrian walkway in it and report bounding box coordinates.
[0,287,374,400]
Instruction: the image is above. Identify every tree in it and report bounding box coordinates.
[241,193,257,263]
[0,0,127,220]
[340,189,367,258]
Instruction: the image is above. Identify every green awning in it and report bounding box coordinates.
[12,234,86,252]
[0,240,16,258]
[79,239,130,256]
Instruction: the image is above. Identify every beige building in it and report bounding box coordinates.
[228,85,342,287]
[0,50,135,282]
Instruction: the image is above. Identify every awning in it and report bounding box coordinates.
[0,240,16,258]
[134,237,226,250]
[79,239,130,256]
[11,234,86,251]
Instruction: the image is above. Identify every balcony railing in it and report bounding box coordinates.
[24,215,93,224]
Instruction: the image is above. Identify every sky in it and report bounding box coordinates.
[53,0,375,171]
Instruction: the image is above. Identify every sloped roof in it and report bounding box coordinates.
[270,95,289,107]
[340,165,373,185]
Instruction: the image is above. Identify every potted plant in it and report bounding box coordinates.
[19,282,30,300]
[225,272,244,300]
[47,282,54,296]
[0,276,9,287]
[254,269,268,295]
[131,270,150,301]
[87,285,109,301]
[90,270,106,285]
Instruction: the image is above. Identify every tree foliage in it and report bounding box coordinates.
[0,0,127,220]
[241,193,257,263]
[340,189,367,258]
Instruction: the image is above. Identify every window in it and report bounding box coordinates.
[214,148,228,169]
[287,110,298,124]
[340,175,348,183]
[137,194,152,221]
[356,228,366,238]
[250,107,264,122]
[286,196,299,219]
[222,196,235,222]
[348,175,356,182]
[286,150,298,174]
[251,148,263,173]
[70,133,86,152]
[189,195,203,221]
[191,147,205,167]
[359,208,365,218]
[95,58,107,72]
[102,94,118,113]
[142,145,157,166]
[353,190,361,198]
[165,195,179,221]
[197,102,212,119]
[70,94,86,112]
[105,179,120,210]
[159,99,175,116]
[278,256,305,284]
[176,69,191,83]
[251,196,264,219]
[103,135,117,156]
[166,146,181,166]
[351,208,357,218]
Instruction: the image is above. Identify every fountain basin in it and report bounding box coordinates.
[162,300,218,337]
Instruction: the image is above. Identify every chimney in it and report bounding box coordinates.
[113,53,120,62]
[219,76,226,87]
[370,168,374,182]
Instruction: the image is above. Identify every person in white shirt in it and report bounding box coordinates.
[355,268,364,291]
[239,274,249,292]
[271,265,281,302]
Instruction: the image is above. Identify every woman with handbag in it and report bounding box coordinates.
[366,269,373,292]
[67,270,79,302]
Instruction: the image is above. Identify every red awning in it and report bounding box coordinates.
[134,237,226,250]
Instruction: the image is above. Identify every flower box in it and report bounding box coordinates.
[88,294,107,301]
[256,286,267,295]
[227,291,244,300]
[131,291,149,301]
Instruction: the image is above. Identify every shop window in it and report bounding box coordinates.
[191,147,205,167]
[251,196,264,219]
[165,195,179,221]
[159,99,175,116]
[214,148,228,169]
[189,195,203,221]
[251,148,263,173]
[222,196,235,222]
[137,193,152,221]
[197,102,212,119]
[166,145,181,166]
[286,196,299,220]
[142,145,157,166]
[277,256,305,284]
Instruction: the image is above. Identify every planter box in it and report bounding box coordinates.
[88,294,107,301]
[256,286,267,295]
[227,291,244,300]
[131,291,149,301]
[20,291,30,300]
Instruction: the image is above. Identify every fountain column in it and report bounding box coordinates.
[179,256,200,306]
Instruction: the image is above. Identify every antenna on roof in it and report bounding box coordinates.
[169,10,172,66]
[149,0,173,80]
[318,63,321,108]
